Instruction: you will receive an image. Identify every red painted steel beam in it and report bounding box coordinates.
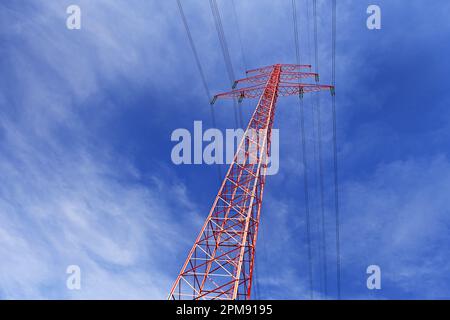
[246,63,312,75]
[233,71,319,88]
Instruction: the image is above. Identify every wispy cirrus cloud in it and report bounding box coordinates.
[0,140,194,299]
[340,155,450,299]
[0,0,204,299]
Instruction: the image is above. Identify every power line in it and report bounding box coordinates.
[305,0,326,297]
[305,0,312,63]
[230,0,248,137]
[252,260,261,299]
[231,0,248,71]
[176,0,213,111]
[230,0,248,125]
[299,97,314,301]
[292,0,314,300]
[176,0,222,183]
[302,0,326,297]
[292,0,301,66]
[209,0,244,128]
[331,0,342,300]
[312,0,328,298]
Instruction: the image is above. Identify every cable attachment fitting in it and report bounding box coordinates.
[330,87,336,96]
[238,92,245,103]
[299,87,304,99]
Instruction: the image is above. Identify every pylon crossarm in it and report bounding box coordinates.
[279,64,313,72]
[280,71,319,82]
[277,83,335,96]
[233,72,318,88]
[246,63,311,75]
[212,83,334,103]
[213,84,266,101]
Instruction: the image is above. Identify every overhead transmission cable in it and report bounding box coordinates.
[304,0,326,297]
[230,0,249,127]
[209,0,244,128]
[331,0,341,300]
[312,0,329,298]
[230,0,248,128]
[176,0,222,183]
[231,0,248,71]
[306,0,324,297]
[292,0,314,300]
[305,0,312,63]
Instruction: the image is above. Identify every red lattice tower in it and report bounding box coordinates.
[169,64,334,300]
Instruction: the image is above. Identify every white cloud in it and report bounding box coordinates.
[0,1,205,299]
[0,120,199,298]
[341,155,450,298]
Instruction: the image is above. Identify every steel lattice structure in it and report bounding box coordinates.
[169,64,334,300]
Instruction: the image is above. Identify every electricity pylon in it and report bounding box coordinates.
[169,64,334,300]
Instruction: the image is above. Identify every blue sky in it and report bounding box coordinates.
[1,0,450,299]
